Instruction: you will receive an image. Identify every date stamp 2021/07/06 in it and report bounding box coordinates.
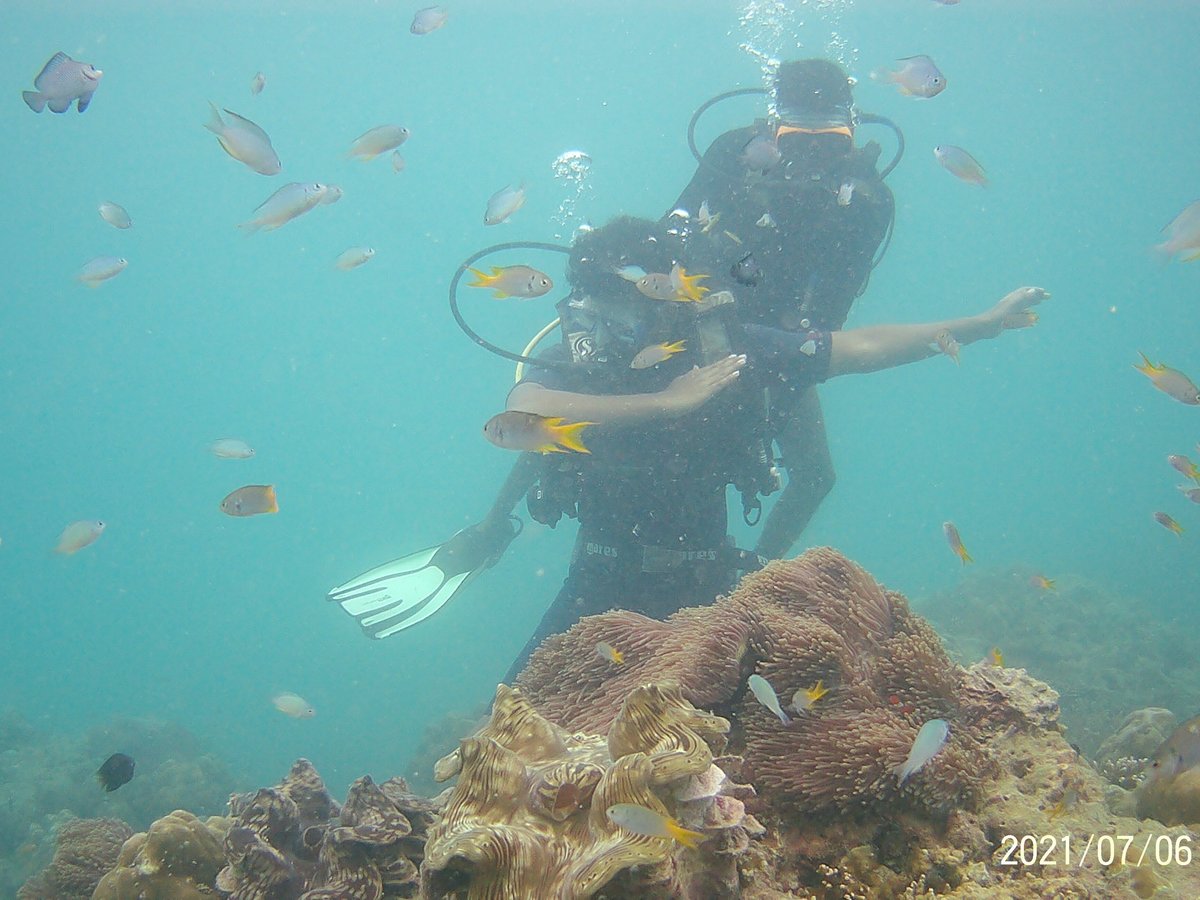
[997,833,1194,868]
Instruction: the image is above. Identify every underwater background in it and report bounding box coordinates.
[1,0,1198,877]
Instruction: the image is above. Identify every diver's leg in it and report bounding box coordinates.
[754,387,836,560]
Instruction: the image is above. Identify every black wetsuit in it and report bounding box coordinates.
[504,324,833,681]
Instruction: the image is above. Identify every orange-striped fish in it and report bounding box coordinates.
[483,411,593,454]
[942,521,973,565]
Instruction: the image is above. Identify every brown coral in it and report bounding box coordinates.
[92,809,228,899]
[517,547,997,818]
[17,817,133,900]
[421,682,754,899]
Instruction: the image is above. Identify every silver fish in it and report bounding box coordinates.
[250,71,266,95]
[740,133,781,171]
[238,182,327,233]
[23,52,102,113]
[335,247,376,270]
[319,184,344,205]
[411,6,449,34]
[872,55,947,99]
[348,125,410,161]
[896,719,950,784]
[934,145,988,187]
[77,256,127,287]
[391,151,406,173]
[748,674,791,725]
[484,183,527,225]
[98,202,132,229]
[205,103,281,175]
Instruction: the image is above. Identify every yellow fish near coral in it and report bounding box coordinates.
[988,647,1004,667]
[791,680,828,714]
[595,641,624,665]
[606,803,706,849]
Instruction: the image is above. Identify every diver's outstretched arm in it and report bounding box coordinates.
[482,453,540,529]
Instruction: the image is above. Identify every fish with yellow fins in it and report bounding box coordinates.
[1029,574,1056,592]
[1134,353,1200,405]
[631,340,687,370]
[1154,511,1184,536]
[466,265,553,299]
[942,521,972,565]
[595,641,624,665]
[606,803,706,848]
[635,264,710,303]
[483,411,593,454]
[791,680,829,714]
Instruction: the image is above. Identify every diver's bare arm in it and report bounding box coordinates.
[508,355,745,424]
[827,286,1048,377]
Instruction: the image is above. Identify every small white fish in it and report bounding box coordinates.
[391,151,406,173]
[335,247,376,270]
[484,183,527,225]
[837,182,855,207]
[934,329,961,365]
[210,438,255,459]
[271,692,315,719]
[204,103,281,175]
[77,256,127,287]
[756,212,776,228]
[614,265,646,283]
[238,182,327,233]
[933,145,988,187]
[410,5,449,34]
[348,125,410,161]
[250,71,266,95]
[98,202,132,229]
[319,185,344,205]
[698,200,720,233]
[896,719,950,784]
[23,52,102,114]
[748,674,791,725]
[55,520,105,554]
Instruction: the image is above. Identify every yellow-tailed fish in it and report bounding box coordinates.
[606,803,705,849]
[210,438,255,459]
[77,255,127,287]
[98,201,132,229]
[1002,310,1038,329]
[484,183,527,226]
[1178,485,1200,504]
[595,641,624,665]
[1134,353,1200,405]
[238,182,327,233]
[1154,511,1184,535]
[55,519,105,554]
[669,264,709,301]
[942,521,973,564]
[988,647,1004,667]
[271,692,315,718]
[933,145,988,187]
[204,103,281,175]
[1168,454,1200,483]
[221,484,278,517]
[630,340,687,370]
[348,124,410,161]
[791,680,828,714]
[467,265,553,299]
[635,272,677,301]
[335,247,376,271]
[934,329,961,364]
[483,411,593,454]
[1029,574,1056,591]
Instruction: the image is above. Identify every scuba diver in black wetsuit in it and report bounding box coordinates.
[664,58,898,559]
[490,217,1047,679]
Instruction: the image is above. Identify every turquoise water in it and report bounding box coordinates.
[1,0,1197,801]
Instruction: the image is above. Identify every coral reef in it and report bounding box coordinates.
[423,682,759,899]
[1097,707,1177,767]
[92,809,228,898]
[215,758,435,897]
[0,710,237,898]
[517,548,997,819]
[16,818,132,900]
[917,564,1200,756]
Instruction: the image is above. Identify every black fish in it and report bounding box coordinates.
[730,252,762,286]
[97,753,135,792]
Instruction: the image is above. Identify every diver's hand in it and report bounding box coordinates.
[446,516,520,570]
[982,286,1050,336]
[659,354,746,416]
